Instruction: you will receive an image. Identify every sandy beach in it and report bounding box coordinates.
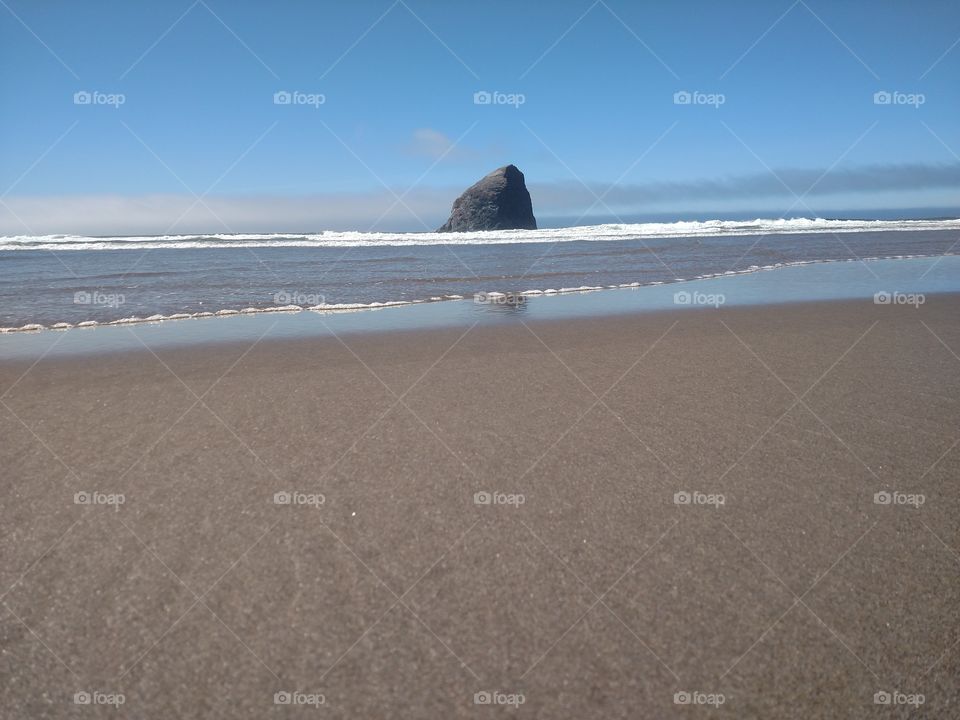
[2,296,958,718]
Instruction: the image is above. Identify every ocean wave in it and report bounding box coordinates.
[2,218,958,251]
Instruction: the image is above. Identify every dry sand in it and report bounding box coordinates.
[1,296,958,718]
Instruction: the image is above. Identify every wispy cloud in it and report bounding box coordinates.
[404,128,460,160]
[532,162,960,210]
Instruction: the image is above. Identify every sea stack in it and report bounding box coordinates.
[437,165,537,232]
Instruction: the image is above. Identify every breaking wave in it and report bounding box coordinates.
[3,218,959,252]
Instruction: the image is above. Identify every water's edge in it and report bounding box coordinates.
[1,252,949,334]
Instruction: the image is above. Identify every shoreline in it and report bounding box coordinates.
[1,254,958,362]
[0,292,957,369]
[1,251,953,334]
[2,294,958,718]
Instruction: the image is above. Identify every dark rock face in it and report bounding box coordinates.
[437,165,537,232]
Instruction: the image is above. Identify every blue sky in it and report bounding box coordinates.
[1,0,958,233]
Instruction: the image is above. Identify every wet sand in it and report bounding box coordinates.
[2,296,958,718]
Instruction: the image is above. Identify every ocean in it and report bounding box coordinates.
[1,218,957,331]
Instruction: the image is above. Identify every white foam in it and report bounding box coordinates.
[308,300,413,311]
[0,298,421,333]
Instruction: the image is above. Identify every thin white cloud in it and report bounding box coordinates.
[405,128,458,160]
